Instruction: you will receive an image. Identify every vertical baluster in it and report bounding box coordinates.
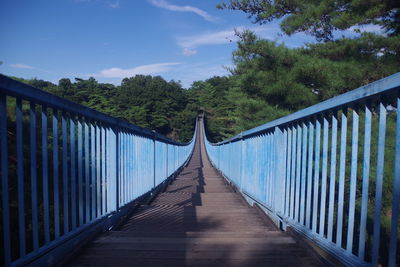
[120,133,124,205]
[305,121,314,228]
[336,110,348,247]
[16,98,26,255]
[371,102,387,266]
[128,134,132,203]
[312,117,321,233]
[265,135,270,205]
[124,133,128,204]
[132,134,135,200]
[30,102,39,250]
[70,116,76,230]
[42,105,50,243]
[77,120,83,226]
[290,126,296,219]
[388,95,400,267]
[62,112,69,234]
[106,128,110,213]
[96,125,101,217]
[85,122,90,223]
[327,111,338,241]
[0,94,11,264]
[271,134,276,207]
[295,125,302,222]
[285,128,292,217]
[300,123,308,225]
[91,123,96,220]
[347,108,359,252]
[101,127,106,215]
[53,109,60,239]
[358,104,371,259]
[113,129,118,211]
[282,129,288,214]
[319,116,329,236]
[268,134,272,206]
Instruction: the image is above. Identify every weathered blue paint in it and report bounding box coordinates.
[78,120,83,226]
[347,109,359,253]
[53,109,60,239]
[371,102,387,266]
[0,74,195,266]
[295,125,301,222]
[71,117,77,230]
[1,72,398,266]
[204,73,400,266]
[30,102,39,251]
[285,128,291,217]
[42,106,50,243]
[336,110,347,247]
[62,112,69,234]
[327,113,337,242]
[319,117,328,236]
[85,123,90,223]
[388,96,400,267]
[16,98,26,255]
[300,123,307,225]
[305,122,314,229]
[359,105,371,260]
[290,127,296,219]
[312,118,321,233]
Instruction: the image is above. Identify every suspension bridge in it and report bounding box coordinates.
[0,73,399,266]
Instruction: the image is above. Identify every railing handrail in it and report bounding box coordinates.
[0,74,197,266]
[216,72,400,145]
[0,74,189,145]
[203,73,400,266]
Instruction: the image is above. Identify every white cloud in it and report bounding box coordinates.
[178,29,238,49]
[10,63,34,69]
[148,0,217,22]
[182,48,197,56]
[172,62,232,88]
[177,26,275,50]
[94,62,182,78]
[109,1,119,8]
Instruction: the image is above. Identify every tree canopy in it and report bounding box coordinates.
[217,0,400,41]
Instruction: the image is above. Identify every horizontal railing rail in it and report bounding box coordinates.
[0,74,196,266]
[204,73,400,266]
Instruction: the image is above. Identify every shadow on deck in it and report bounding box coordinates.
[67,122,323,267]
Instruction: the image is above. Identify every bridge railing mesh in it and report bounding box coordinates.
[204,73,400,266]
[0,74,196,266]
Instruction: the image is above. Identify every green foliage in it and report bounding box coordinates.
[14,75,194,142]
[217,0,400,41]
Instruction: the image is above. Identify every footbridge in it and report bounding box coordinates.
[0,73,399,266]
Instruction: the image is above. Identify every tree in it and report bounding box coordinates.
[217,0,400,41]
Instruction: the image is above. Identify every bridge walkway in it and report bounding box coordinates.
[68,120,322,266]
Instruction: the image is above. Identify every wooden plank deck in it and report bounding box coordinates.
[68,121,322,266]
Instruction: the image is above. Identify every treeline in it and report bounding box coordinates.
[14,75,198,142]
[198,32,400,142]
[13,30,400,143]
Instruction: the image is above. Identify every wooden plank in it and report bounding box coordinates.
[69,124,322,267]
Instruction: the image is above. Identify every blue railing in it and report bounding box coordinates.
[204,73,400,266]
[0,74,196,266]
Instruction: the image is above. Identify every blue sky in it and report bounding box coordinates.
[0,0,381,88]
